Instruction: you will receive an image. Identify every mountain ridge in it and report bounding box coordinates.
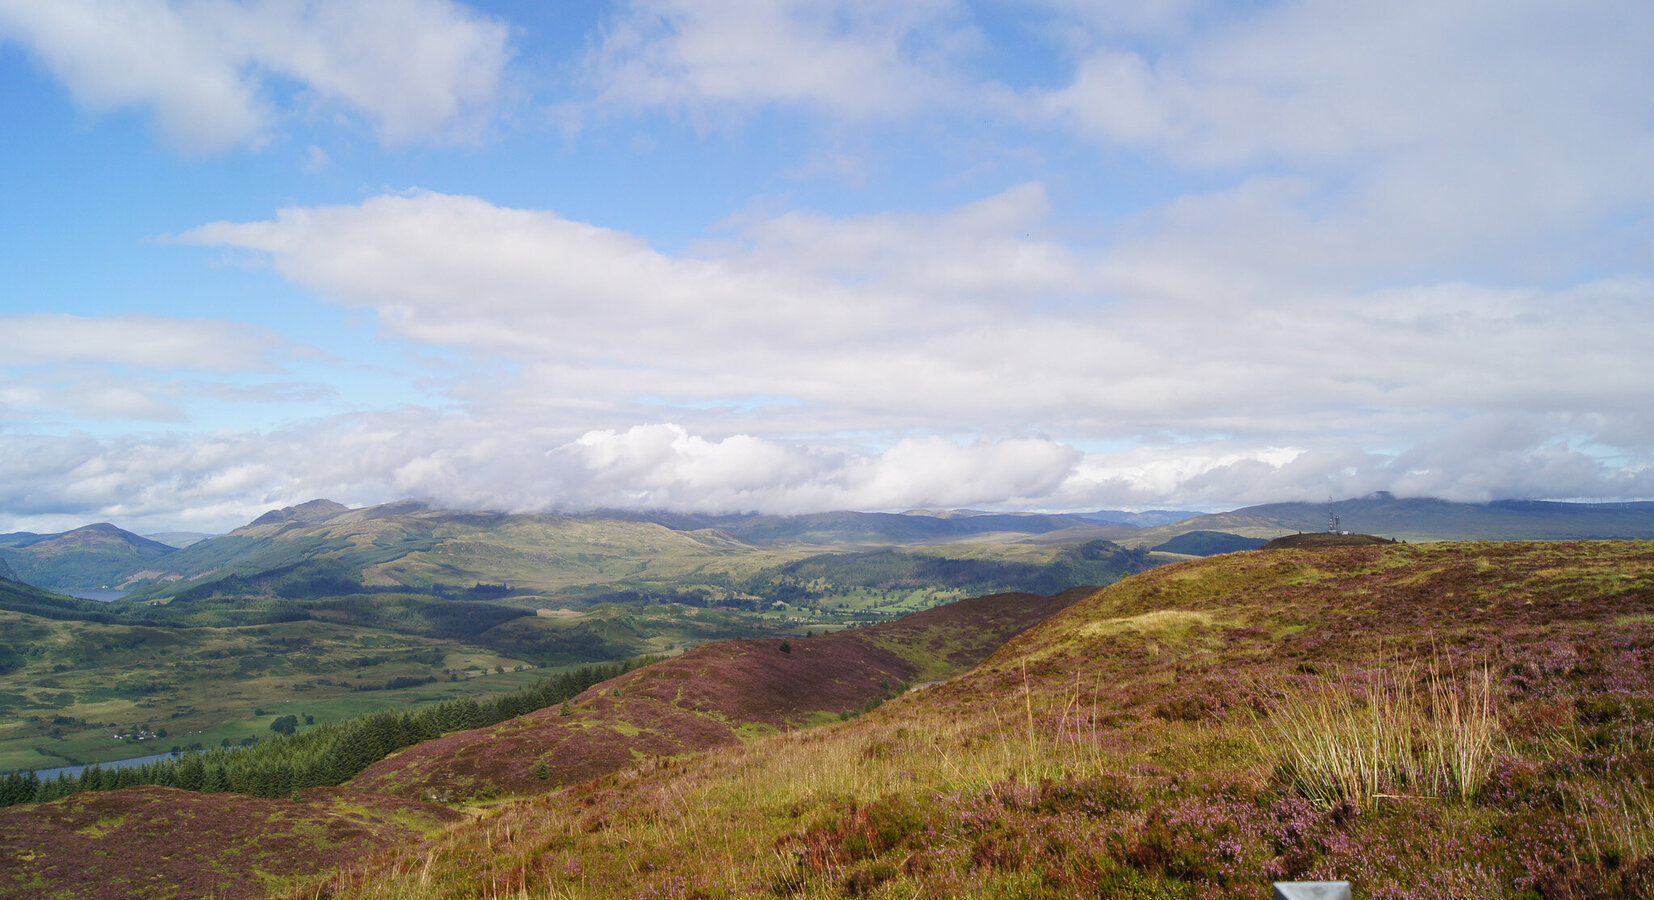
[11,494,1654,596]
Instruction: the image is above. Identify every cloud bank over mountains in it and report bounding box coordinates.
[1,0,1650,533]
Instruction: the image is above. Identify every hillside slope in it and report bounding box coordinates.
[0,523,177,591]
[0,574,121,624]
[124,502,766,598]
[0,785,460,899]
[0,587,1084,899]
[310,540,1654,899]
[349,588,1087,800]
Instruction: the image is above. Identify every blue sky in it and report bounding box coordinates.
[2,0,1652,534]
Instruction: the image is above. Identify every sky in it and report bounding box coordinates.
[2,0,1652,535]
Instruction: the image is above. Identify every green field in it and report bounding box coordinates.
[0,611,550,772]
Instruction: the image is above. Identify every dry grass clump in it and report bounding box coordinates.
[1258,660,1503,805]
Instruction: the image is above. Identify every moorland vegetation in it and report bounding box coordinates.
[7,499,1654,897]
[298,540,1654,899]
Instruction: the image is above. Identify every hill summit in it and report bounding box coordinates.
[247,498,352,528]
[0,523,176,590]
[1259,531,1399,549]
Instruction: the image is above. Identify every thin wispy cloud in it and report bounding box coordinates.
[0,0,511,150]
[574,0,991,124]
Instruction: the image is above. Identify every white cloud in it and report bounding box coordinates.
[0,314,341,428]
[0,0,511,151]
[1044,0,1654,168]
[159,185,1654,523]
[2,377,186,423]
[547,427,1082,514]
[9,411,1654,536]
[7,2,1653,534]
[3,313,284,372]
[575,0,996,124]
[1038,0,1654,286]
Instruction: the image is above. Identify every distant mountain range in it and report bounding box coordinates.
[4,493,1654,595]
[0,502,1162,597]
[1144,493,1654,543]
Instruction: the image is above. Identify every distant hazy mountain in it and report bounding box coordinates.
[15,493,1654,596]
[586,509,1098,545]
[1136,493,1654,544]
[1077,509,1208,527]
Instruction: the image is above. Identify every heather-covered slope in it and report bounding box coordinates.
[349,588,1086,800]
[0,587,1084,899]
[310,540,1654,899]
[0,785,461,899]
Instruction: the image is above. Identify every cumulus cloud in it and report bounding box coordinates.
[8,411,1652,536]
[156,182,1654,526]
[0,418,1084,532]
[544,427,1081,513]
[0,0,511,150]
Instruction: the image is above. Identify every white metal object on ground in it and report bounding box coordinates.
[1274,883,1351,900]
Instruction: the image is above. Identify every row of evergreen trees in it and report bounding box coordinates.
[0,656,656,808]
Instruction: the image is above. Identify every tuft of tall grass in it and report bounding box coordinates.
[1259,660,1503,805]
[1575,783,1654,871]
